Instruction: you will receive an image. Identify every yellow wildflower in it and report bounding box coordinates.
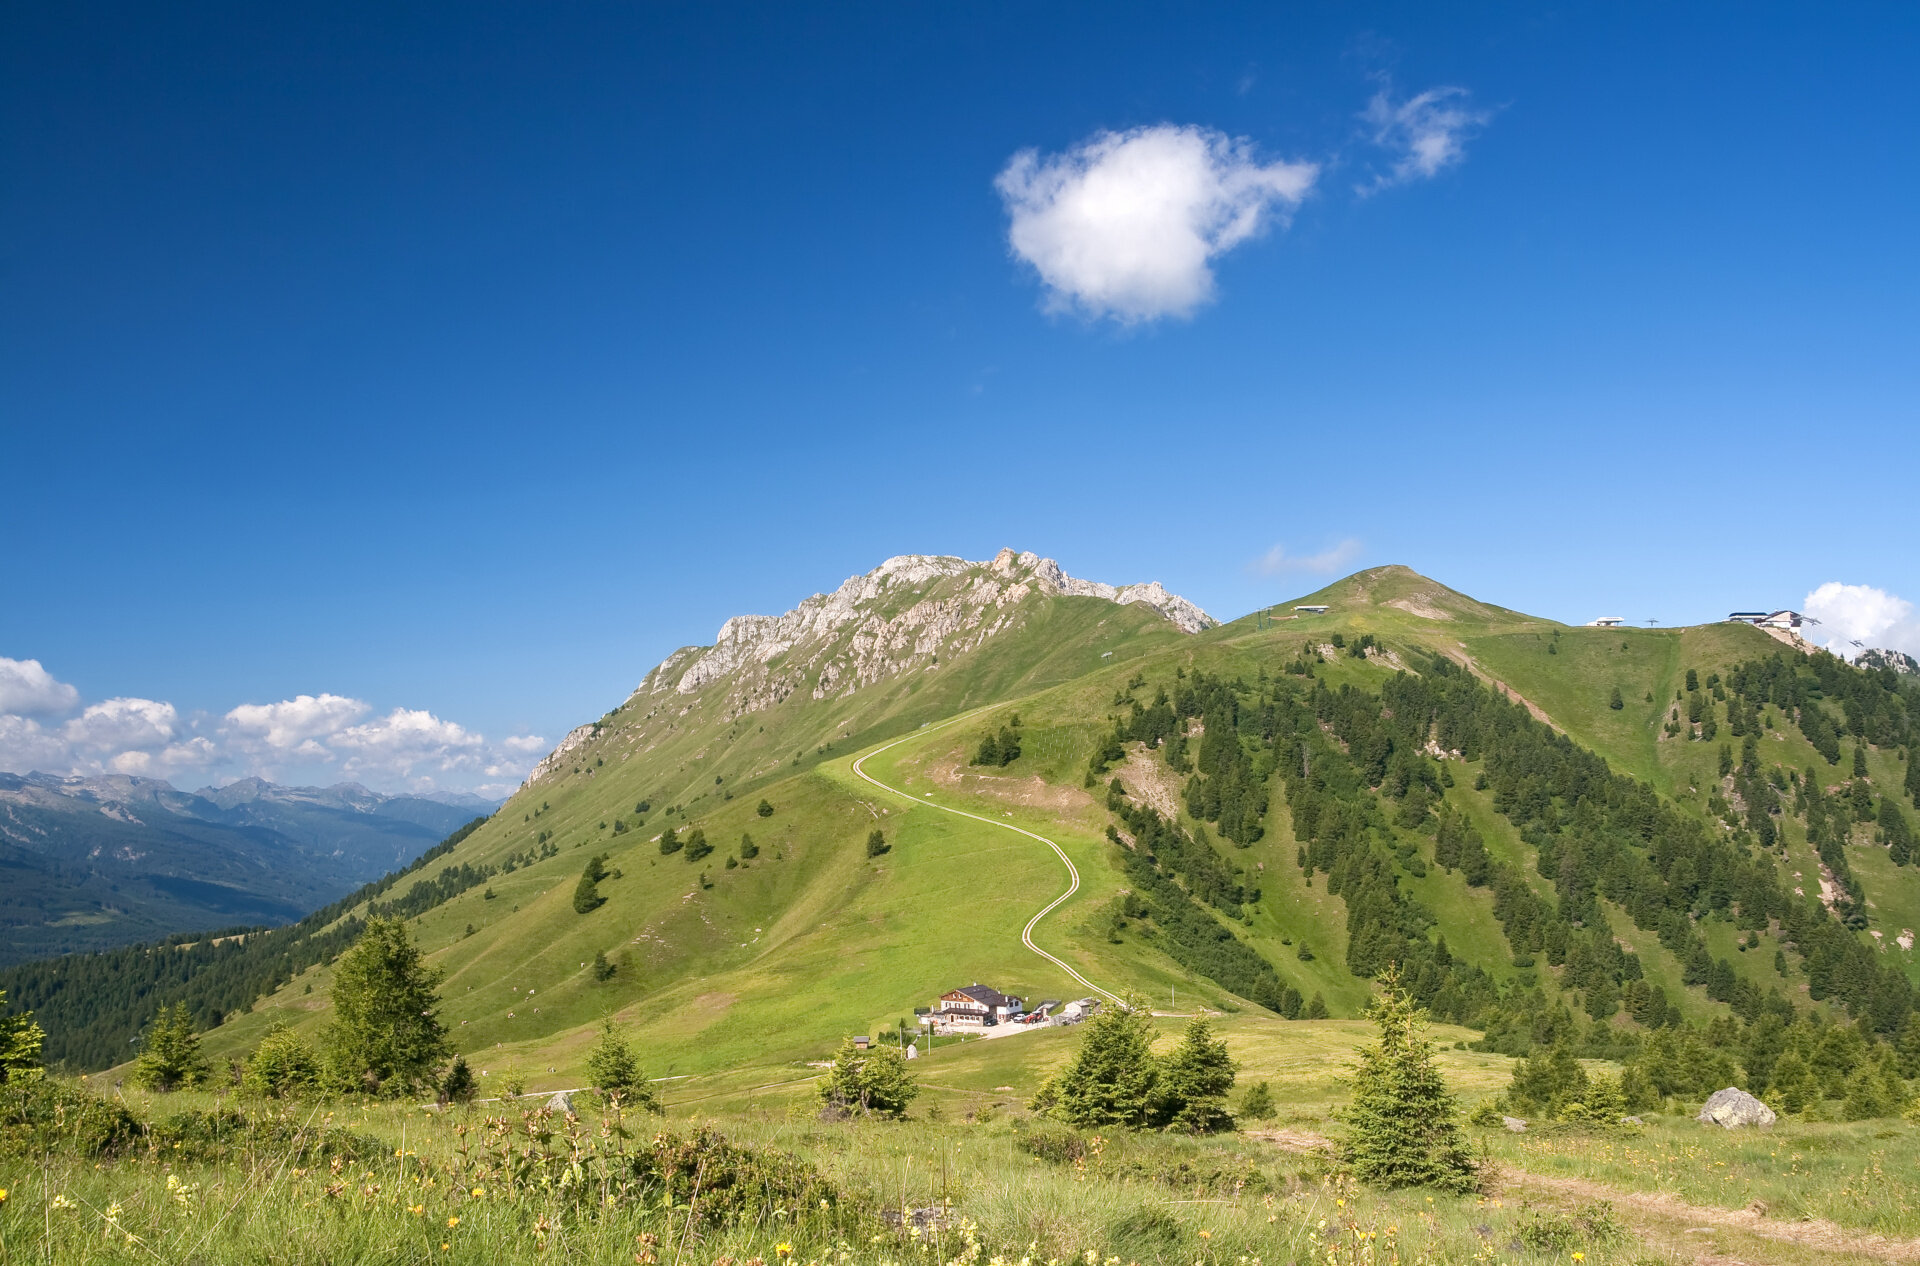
[473,1187,485,1198]
[776,1244,794,1260]
[448,1215,460,1228]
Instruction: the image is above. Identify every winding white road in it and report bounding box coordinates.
[851,718,1120,1005]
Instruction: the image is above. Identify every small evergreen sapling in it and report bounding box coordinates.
[586,1018,663,1113]
[1157,1017,1237,1134]
[1336,967,1478,1193]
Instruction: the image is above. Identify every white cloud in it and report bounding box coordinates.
[1804,582,1920,660]
[1358,86,1489,193]
[1252,538,1364,577]
[996,124,1318,323]
[0,666,542,794]
[0,714,70,774]
[63,698,178,753]
[224,693,371,750]
[330,707,491,783]
[0,657,79,717]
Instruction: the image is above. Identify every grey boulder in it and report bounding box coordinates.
[1501,1115,1528,1133]
[545,1090,577,1115]
[1696,1088,1775,1128]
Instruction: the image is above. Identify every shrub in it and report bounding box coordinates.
[240,1022,320,1099]
[818,1036,918,1117]
[626,1127,840,1228]
[0,1077,139,1159]
[149,1108,381,1166]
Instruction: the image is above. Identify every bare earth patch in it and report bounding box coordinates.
[1386,596,1454,621]
[1115,748,1184,818]
[924,759,1094,813]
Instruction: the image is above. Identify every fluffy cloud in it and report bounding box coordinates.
[1358,86,1489,192]
[64,698,178,753]
[224,693,371,750]
[1804,582,1920,660]
[996,124,1318,323]
[0,670,544,794]
[1252,538,1364,577]
[0,657,80,717]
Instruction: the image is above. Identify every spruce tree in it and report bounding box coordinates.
[1048,997,1160,1128]
[324,916,450,1096]
[1239,1080,1277,1121]
[441,1055,477,1105]
[866,828,890,858]
[1157,1016,1237,1133]
[131,1002,211,1091]
[573,853,609,913]
[1337,967,1478,1193]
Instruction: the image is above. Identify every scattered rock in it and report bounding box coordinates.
[1501,1115,1528,1133]
[1621,1115,1644,1125]
[545,1090,576,1115]
[1696,1087,1775,1129]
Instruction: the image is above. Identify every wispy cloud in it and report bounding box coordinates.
[996,124,1318,324]
[1251,538,1364,577]
[1804,582,1920,660]
[1357,85,1490,193]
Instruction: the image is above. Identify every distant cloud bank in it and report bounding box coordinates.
[0,656,541,797]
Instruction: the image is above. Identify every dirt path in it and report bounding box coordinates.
[1247,1129,1920,1264]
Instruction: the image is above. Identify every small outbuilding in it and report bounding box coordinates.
[1587,616,1625,628]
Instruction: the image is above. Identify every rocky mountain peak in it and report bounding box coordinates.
[527,550,1213,783]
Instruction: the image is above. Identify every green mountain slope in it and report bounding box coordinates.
[21,557,1920,1100]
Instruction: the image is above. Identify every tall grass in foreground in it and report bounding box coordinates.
[0,1087,1665,1266]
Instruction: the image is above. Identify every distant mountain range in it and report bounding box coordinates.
[0,772,500,963]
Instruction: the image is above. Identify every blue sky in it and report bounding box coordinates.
[4,3,1918,794]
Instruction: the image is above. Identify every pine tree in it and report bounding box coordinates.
[1157,1017,1237,1133]
[1048,998,1160,1128]
[866,829,890,858]
[586,1018,663,1112]
[739,832,759,859]
[131,1002,211,1091]
[1337,967,1478,1193]
[818,1036,918,1117]
[0,986,44,1083]
[683,829,713,862]
[324,916,450,1096]
[591,951,617,981]
[1608,686,1624,711]
[1306,992,1329,1019]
